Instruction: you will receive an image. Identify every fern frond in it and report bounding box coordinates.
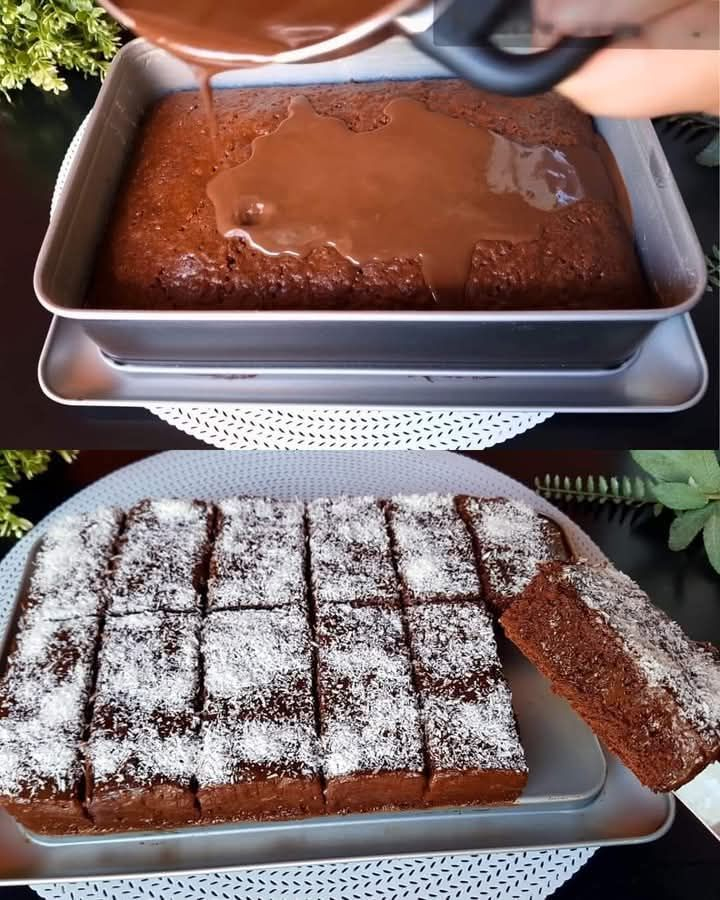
[534,474,657,506]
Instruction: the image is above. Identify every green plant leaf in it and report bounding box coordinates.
[669,504,716,551]
[702,508,720,575]
[697,133,720,167]
[683,450,720,493]
[652,482,708,510]
[630,450,697,483]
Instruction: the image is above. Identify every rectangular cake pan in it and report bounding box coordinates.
[0,536,673,883]
[33,38,707,373]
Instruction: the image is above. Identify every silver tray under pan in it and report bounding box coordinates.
[38,313,707,412]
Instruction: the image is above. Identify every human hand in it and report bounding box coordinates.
[534,0,720,117]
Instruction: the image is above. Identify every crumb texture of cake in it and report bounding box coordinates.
[207,497,306,611]
[0,611,99,832]
[308,496,399,608]
[315,604,425,813]
[386,493,481,604]
[87,80,651,313]
[109,499,212,615]
[197,607,323,820]
[501,561,720,792]
[26,508,122,620]
[406,602,527,805]
[86,611,200,828]
[459,497,570,614]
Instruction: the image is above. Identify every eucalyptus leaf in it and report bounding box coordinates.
[683,450,720,493]
[652,482,708,510]
[697,133,720,167]
[669,504,716,551]
[630,450,695,483]
[702,509,720,575]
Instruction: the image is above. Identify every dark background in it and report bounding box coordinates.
[0,76,718,449]
[0,449,716,898]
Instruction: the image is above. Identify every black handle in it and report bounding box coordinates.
[408,0,610,96]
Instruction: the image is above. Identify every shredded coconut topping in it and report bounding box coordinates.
[208,497,305,611]
[464,497,567,604]
[562,563,720,738]
[198,717,319,785]
[406,602,498,683]
[387,494,480,602]
[109,499,210,615]
[203,608,312,704]
[88,612,200,786]
[28,508,122,620]
[199,607,317,782]
[316,605,424,778]
[308,496,398,606]
[406,602,526,773]
[423,686,528,772]
[0,611,97,796]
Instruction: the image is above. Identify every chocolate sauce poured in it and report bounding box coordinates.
[107,0,392,61]
[206,96,617,303]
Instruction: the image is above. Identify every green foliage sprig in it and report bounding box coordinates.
[0,450,77,538]
[707,245,720,292]
[535,450,720,575]
[0,0,120,99]
[660,114,720,167]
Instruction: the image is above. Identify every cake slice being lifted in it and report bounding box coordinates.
[458,497,570,614]
[501,561,720,792]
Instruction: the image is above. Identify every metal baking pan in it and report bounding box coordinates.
[38,313,707,411]
[33,38,707,373]
[0,538,672,883]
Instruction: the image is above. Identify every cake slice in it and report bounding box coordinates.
[307,496,399,608]
[406,602,527,806]
[207,497,306,611]
[86,611,200,828]
[109,499,212,615]
[458,497,570,614]
[197,607,323,821]
[315,604,425,813]
[501,561,720,791]
[25,508,122,620]
[385,494,481,605]
[0,611,99,833]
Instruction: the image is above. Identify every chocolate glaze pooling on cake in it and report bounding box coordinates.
[207,95,618,305]
[87,81,652,313]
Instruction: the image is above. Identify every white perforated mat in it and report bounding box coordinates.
[50,116,555,450]
[0,451,600,899]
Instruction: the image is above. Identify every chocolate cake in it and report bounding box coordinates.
[197,607,322,820]
[459,497,570,614]
[0,611,99,833]
[406,602,527,805]
[86,611,200,828]
[86,81,651,313]
[502,562,720,792]
[307,496,399,608]
[25,508,122,621]
[386,494,481,605]
[315,604,425,813]
[207,497,306,611]
[109,499,212,615]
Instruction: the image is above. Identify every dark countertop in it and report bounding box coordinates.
[0,449,717,899]
[0,75,717,449]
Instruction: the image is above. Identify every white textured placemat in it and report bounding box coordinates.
[50,116,555,450]
[0,450,598,899]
